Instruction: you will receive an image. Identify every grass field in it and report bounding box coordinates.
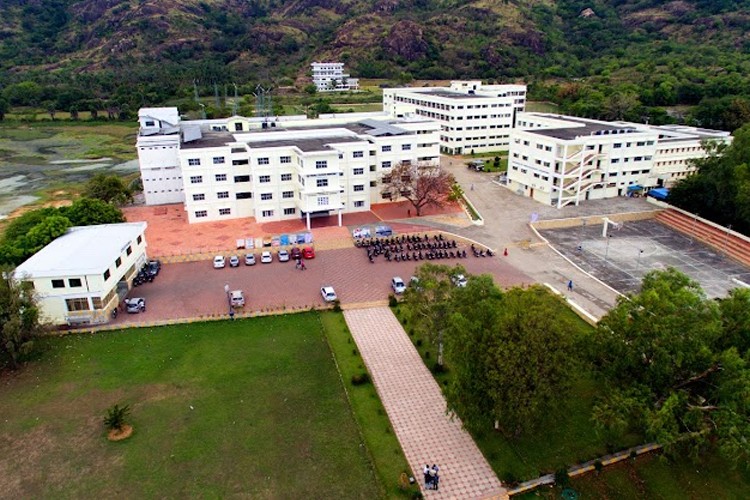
[0,314,383,498]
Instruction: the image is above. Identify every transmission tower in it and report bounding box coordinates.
[253,84,273,121]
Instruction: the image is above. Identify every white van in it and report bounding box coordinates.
[230,290,245,307]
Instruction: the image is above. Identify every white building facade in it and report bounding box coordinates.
[137,107,184,205]
[383,81,527,154]
[507,113,731,207]
[13,223,148,326]
[311,62,359,92]
[136,109,440,227]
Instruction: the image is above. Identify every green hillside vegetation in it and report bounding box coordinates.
[2,1,750,129]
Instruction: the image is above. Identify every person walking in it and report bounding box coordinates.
[567,279,573,292]
[300,260,306,271]
[423,464,431,489]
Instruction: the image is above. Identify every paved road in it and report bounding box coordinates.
[344,307,508,500]
[435,158,657,318]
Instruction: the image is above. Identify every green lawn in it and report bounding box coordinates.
[0,314,382,498]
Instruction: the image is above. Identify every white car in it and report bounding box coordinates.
[452,274,468,288]
[230,290,245,307]
[229,255,240,267]
[321,286,337,302]
[391,276,406,294]
[278,250,290,262]
[260,251,273,264]
[213,255,226,269]
[245,253,256,266]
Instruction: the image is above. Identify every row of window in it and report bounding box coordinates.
[394,95,520,111]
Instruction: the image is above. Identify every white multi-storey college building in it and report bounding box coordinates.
[14,223,148,326]
[311,62,359,92]
[136,109,439,227]
[507,112,731,207]
[383,81,527,155]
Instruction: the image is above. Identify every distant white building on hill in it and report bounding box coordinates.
[136,109,439,227]
[14,223,148,326]
[506,112,731,208]
[383,80,527,154]
[311,62,359,92]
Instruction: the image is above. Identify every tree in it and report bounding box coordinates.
[590,269,750,464]
[405,263,465,366]
[60,198,125,226]
[0,269,43,370]
[25,215,71,250]
[0,97,9,121]
[380,162,455,216]
[303,83,317,95]
[444,283,577,436]
[83,174,133,206]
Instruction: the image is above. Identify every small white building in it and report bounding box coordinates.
[137,107,184,205]
[136,108,440,228]
[311,62,359,92]
[383,81,527,154]
[507,113,731,207]
[14,223,148,326]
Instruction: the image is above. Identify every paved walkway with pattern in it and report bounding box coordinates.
[344,307,508,500]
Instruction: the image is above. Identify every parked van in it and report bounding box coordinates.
[230,290,245,307]
[468,160,485,171]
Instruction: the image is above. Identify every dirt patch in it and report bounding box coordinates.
[107,424,133,441]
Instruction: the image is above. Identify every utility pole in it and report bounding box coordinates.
[232,83,239,116]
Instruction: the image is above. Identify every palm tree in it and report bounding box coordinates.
[103,404,130,431]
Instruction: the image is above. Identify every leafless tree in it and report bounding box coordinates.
[380,162,455,216]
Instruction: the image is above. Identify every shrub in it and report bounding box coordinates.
[332,299,341,312]
[103,404,130,431]
[388,294,398,307]
[398,472,410,491]
[594,460,603,474]
[425,351,430,359]
[432,362,446,374]
[501,471,518,487]
[630,450,638,460]
[554,467,570,488]
[351,373,371,385]
[416,339,423,347]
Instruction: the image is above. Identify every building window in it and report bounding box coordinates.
[280,156,292,164]
[370,181,377,187]
[318,196,329,206]
[193,193,205,201]
[52,279,65,289]
[145,120,155,127]
[137,235,142,245]
[232,159,249,165]
[190,176,203,184]
[282,191,294,199]
[92,297,104,309]
[219,208,231,215]
[354,200,365,207]
[261,193,273,201]
[353,168,364,175]
[262,210,274,217]
[382,161,392,169]
[195,210,208,218]
[283,208,296,215]
[353,151,364,158]
[126,245,132,256]
[65,298,90,311]
[382,145,392,152]
[215,174,227,182]
[188,158,201,166]
[258,157,270,165]
[316,178,328,187]
[353,184,364,192]
[234,175,250,183]
[213,157,225,164]
[217,191,229,199]
[103,269,111,281]
[115,257,122,268]
[315,160,328,169]
[281,173,292,181]
[259,175,271,183]
[236,192,252,199]
[402,144,411,151]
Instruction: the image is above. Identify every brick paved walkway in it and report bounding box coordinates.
[344,307,508,500]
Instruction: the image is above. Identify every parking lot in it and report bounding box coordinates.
[540,219,750,298]
[110,243,532,326]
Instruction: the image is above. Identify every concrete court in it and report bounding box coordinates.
[540,219,750,298]
[434,158,658,317]
[344,307,507,500]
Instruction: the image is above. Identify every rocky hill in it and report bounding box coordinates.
[1,0,750,119]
